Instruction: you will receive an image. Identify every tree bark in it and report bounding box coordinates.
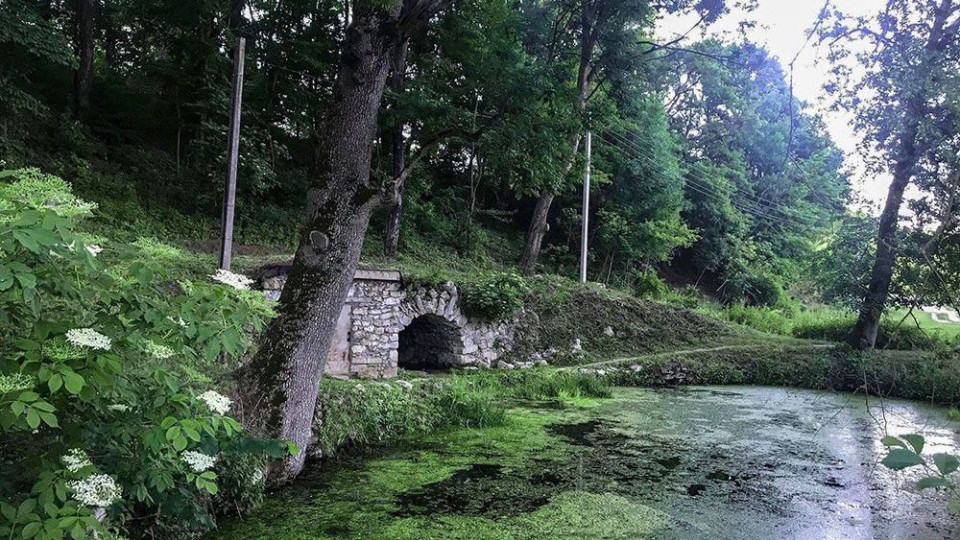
[847,120,920,349]
[517,0,597,274]
[243,0,448,482]
[73,0,95,115]
[848,0,954,349]
[518,188,557,273]
[383,42,408,258]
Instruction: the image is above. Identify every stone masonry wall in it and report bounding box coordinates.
[258,269,517,378]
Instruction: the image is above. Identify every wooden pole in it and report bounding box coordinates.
[219,37,246,271]
[579,131,591,284]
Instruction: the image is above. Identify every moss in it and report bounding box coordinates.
[210,396,677,540]
[210,404,600,540]
[372,492,670,539]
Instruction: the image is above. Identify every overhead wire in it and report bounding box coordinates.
[599,127,818,226]
[595,129,820,230]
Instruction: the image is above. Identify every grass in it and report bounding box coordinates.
[602,344,960,407]
[312,370,612,459]
[889,308,960,340]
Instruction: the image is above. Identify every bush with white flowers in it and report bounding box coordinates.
[0,168,292,540]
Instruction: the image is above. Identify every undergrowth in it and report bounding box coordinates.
[313,370,610,458]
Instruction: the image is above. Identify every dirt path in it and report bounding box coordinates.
[564,342,836,371]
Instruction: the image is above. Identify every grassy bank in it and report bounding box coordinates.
[599,344,960,407]
[312,370,611,459]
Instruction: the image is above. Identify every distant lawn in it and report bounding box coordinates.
[888,308,960,340]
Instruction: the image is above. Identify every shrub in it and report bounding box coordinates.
[661,284,702,309]
[630,269,668,299]
[722,304,792,335]
[313,378,506,458]
[461,271,530,320]
[0,168,289,540]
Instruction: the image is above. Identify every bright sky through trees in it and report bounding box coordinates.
[657,0,889,214]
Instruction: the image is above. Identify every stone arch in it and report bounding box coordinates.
[397,313,464,370]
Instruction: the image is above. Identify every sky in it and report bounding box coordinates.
[656,0,887,214]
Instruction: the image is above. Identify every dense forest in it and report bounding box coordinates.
[2,0,854,303]
[2,0,959,538]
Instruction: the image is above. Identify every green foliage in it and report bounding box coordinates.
[0,169,289,539]
[721,304,792,335]
[630,269,669,300]
[313,378,506,458]
[602,344,960,407]
[880,434,959,514]
[461,272,530,320]
[313,369,610,458]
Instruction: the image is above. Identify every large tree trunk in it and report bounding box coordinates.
[73,0,95,115]
[383,43,408,258]
[847,123,919,349]
[848,0,954,349]
[244,0,451,483]
[245,3,401,482]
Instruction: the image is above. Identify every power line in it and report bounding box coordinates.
[600,128,817,225]
[596,132,802,229]
[596,129,820,230]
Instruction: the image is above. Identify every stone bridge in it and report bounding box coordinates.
[258,268,516,378]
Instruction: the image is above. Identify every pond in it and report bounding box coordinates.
[212,386,959,539]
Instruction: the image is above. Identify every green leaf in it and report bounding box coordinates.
[39,412,58,428]
[932,453,959,476]
[25,409,40,429]
[882,448,924,470]
[61,372,84,395]
[165,426,180,442]
[901,434,924,455]
[916,477,950,490]
[173,435,188,451]
[880,436,905,448]
[47,374,63,393]
[21,520,41,538]
[17,499,36,519]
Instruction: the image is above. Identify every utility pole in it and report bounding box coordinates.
[219,36,245,271]
[579,131,591,284]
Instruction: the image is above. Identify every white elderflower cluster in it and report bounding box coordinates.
[210,269,254,291]
[143,340,174,359]
[197,390,232,415]
[166,315,188,328]
[251,468,265,485]
[66,328,111,351]
[62,448,93,473]
[0,373,34,393]
[107,403,130,412]
[86,244,103,257]
[181,450,217,473]
[67,474,122,507]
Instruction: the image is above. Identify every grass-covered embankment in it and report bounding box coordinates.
[594,344,960,407]
[311,370,611,459]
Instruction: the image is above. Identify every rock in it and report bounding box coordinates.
[603,326,615,337]
[572,338,582,352]
[498,362,515,370]
[395,380,413,390]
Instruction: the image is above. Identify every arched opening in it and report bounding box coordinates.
[398,314,463,370]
